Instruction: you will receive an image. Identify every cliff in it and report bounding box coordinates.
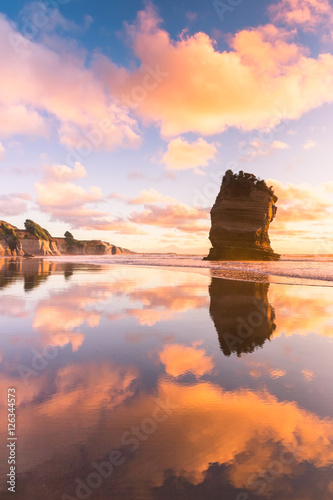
[204,170,280,261]
[0,220,135,257]
[53,238,134,256]
[0,222,24,256]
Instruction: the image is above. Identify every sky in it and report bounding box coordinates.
[1,0,333,254]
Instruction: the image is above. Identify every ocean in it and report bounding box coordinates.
[46,253,333,286]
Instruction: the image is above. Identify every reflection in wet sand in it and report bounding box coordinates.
[270,284,333,339]
[0,262,333,499]
[0,258,54,291]
[209,278,276,356]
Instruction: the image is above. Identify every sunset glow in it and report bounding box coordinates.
[1,0,333,253]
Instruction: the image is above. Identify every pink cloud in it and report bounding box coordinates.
[269,0,333,30]
[0,193,30,216]
[94,5,333,137]
[36,162,102,209]
[129,203,209,233]
[0,142,5,161]
[34,161,148,234]
[2,2,332,149]
[0,13,140,149]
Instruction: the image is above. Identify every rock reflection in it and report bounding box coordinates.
[209,277,276,356]
[0,258,54,291]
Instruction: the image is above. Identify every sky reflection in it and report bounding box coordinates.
[0,260,332,499]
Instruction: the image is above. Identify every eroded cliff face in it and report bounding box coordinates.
[205,170,280,261]
[53,238,134,255]
[0,222,24,256]
[0,221,135,257]
[18,234,61,256]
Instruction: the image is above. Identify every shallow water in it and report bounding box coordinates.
[46,253,333,286]
[0,257,333,499]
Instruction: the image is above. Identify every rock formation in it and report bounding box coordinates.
[204,170,280,261]
[0,219,135,257]
[209,277,276,356]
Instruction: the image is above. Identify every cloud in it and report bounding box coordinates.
[0,193,30,216]
[239,138,289,161]
[129,203,209,233]
[94,5,333,137]
[2,2,333,149]
[0,103,48,138]
[35,162,131,232]
[32,283,107,350]
[19,1,85,35]
[302,369,315,381]
[34,161,147,234]
[268,179,333,230]
[0,296,30,318]
[125,282,209,325]
[162,137,218,173]
[185,11,198,22]
[128,188,174,205]
[0,142,5,161]
[36,163,102,210]
[43,162,87,182]
[159,344,214,377]
[303,139,318,149]
[35,163,151,234]
[273,140,290,149]
[269,0,333,31]
[0,13,140,149]
[127,308,175,326]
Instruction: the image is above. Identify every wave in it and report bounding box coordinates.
[43,254,333,287]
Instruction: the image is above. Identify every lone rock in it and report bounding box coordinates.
[204,170,280,261]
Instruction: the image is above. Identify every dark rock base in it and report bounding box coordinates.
[204,246,280,261]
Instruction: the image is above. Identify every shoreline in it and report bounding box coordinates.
[2,254,333,288]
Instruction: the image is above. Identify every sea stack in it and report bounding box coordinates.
[204,170,280,261]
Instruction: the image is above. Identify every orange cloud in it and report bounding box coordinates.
[95,6,333,137]
[162,137,218,173]
[128,308,175,326]
[270,284,333,339]
[128,188,173,205]
[159,344,214,377]
[268,179,333,229]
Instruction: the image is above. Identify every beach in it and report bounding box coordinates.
[0,256,332,499]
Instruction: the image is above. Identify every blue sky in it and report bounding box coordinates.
[1,0,333,253]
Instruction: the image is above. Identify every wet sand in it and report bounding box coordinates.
[0,258,333,499]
